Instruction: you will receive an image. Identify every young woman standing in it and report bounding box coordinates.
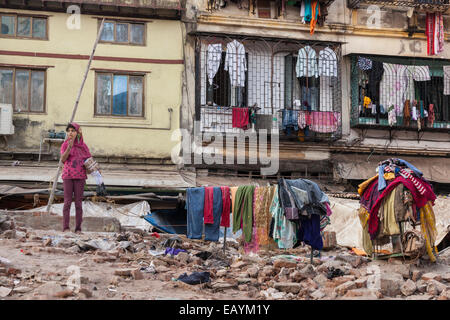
[60,122,91,233]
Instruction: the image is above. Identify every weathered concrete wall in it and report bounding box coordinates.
[2,211,121,233]
[2,8,183,160]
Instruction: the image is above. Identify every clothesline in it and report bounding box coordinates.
[185,179,333,259]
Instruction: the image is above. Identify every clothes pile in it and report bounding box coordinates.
[185,179,332,254]
[357,158,438,262]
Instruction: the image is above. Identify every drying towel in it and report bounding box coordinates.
[204,187,223,241]
[232,107,249,129]
[203,186,214,224]
[309,111,339,133]
[186,187,205,240]
[230,186,238,214]
[220,186,231,227]
[233,185,256,243]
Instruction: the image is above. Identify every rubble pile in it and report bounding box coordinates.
[0,221,449,300]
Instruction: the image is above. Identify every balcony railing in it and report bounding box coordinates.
[196,36,342,142]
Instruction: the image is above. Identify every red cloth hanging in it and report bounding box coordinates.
[203,186,214,224]
[426,12,435,56]
[232,107,249,129]
[220,186,231,227]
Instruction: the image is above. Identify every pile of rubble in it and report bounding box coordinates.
[0,211,449,300]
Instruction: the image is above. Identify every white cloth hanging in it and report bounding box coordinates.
[207,44,222,86]
[444,66,450,95]
[379,63,407,116]
[224,40,247,87]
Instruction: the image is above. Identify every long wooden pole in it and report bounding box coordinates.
[46,18,105,214]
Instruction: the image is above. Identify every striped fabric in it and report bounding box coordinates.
[399,169,426,196]
[385,166,426,196]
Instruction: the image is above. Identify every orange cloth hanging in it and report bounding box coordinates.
[310,0,320,35]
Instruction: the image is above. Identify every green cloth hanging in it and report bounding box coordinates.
[233,185,256,243]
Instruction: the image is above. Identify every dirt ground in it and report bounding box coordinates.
[0,223,449,301]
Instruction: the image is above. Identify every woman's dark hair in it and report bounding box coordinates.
[66,123,77,132]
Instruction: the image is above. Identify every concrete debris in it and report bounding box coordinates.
[0,217,448,300]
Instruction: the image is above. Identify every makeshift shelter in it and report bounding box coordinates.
[357,158,439,262]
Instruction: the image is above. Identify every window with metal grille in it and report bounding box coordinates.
[351,55,450,129]
[197,36,342,141]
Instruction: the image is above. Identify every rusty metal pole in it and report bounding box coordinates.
[46,18,105,214]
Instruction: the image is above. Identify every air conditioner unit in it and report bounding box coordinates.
[0,104,15,135]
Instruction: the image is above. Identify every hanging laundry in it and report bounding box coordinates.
[388,105,397,127]
[220,186,231,227]
[244,187,261,253]
[367,60,384,107]
[310,0,320,35]
[206,44,222,86]
[270,186,297,249]
[363,96,372,109]
[297,110,312,129]
[186,187,205,240]
[379,63,408,117]
[444,66,450,95]
[254,186,275,247]
[304,0,312,23]
[426,12,445,56]
[309,111,339,133]
[300,0,306,24]
[407,65,431,81]
[224,40,247,87]
[204,187,223,241]
[403,100,411,127]
[233,185,255,243]
[282,109,299,132]
[296,45,319,78]
[232,107,249,129]
[357,56,373,71]
[428,104,435,127]
[203,186,215,224]
[411,100,418,121]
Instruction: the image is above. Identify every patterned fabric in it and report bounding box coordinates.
[398,168,426,195]
[60,124,91,180]
[297,111,312,129]
[357,56,373,71]
[379,63,408,117]
[309,111,340,133]
[270,186,297,249]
